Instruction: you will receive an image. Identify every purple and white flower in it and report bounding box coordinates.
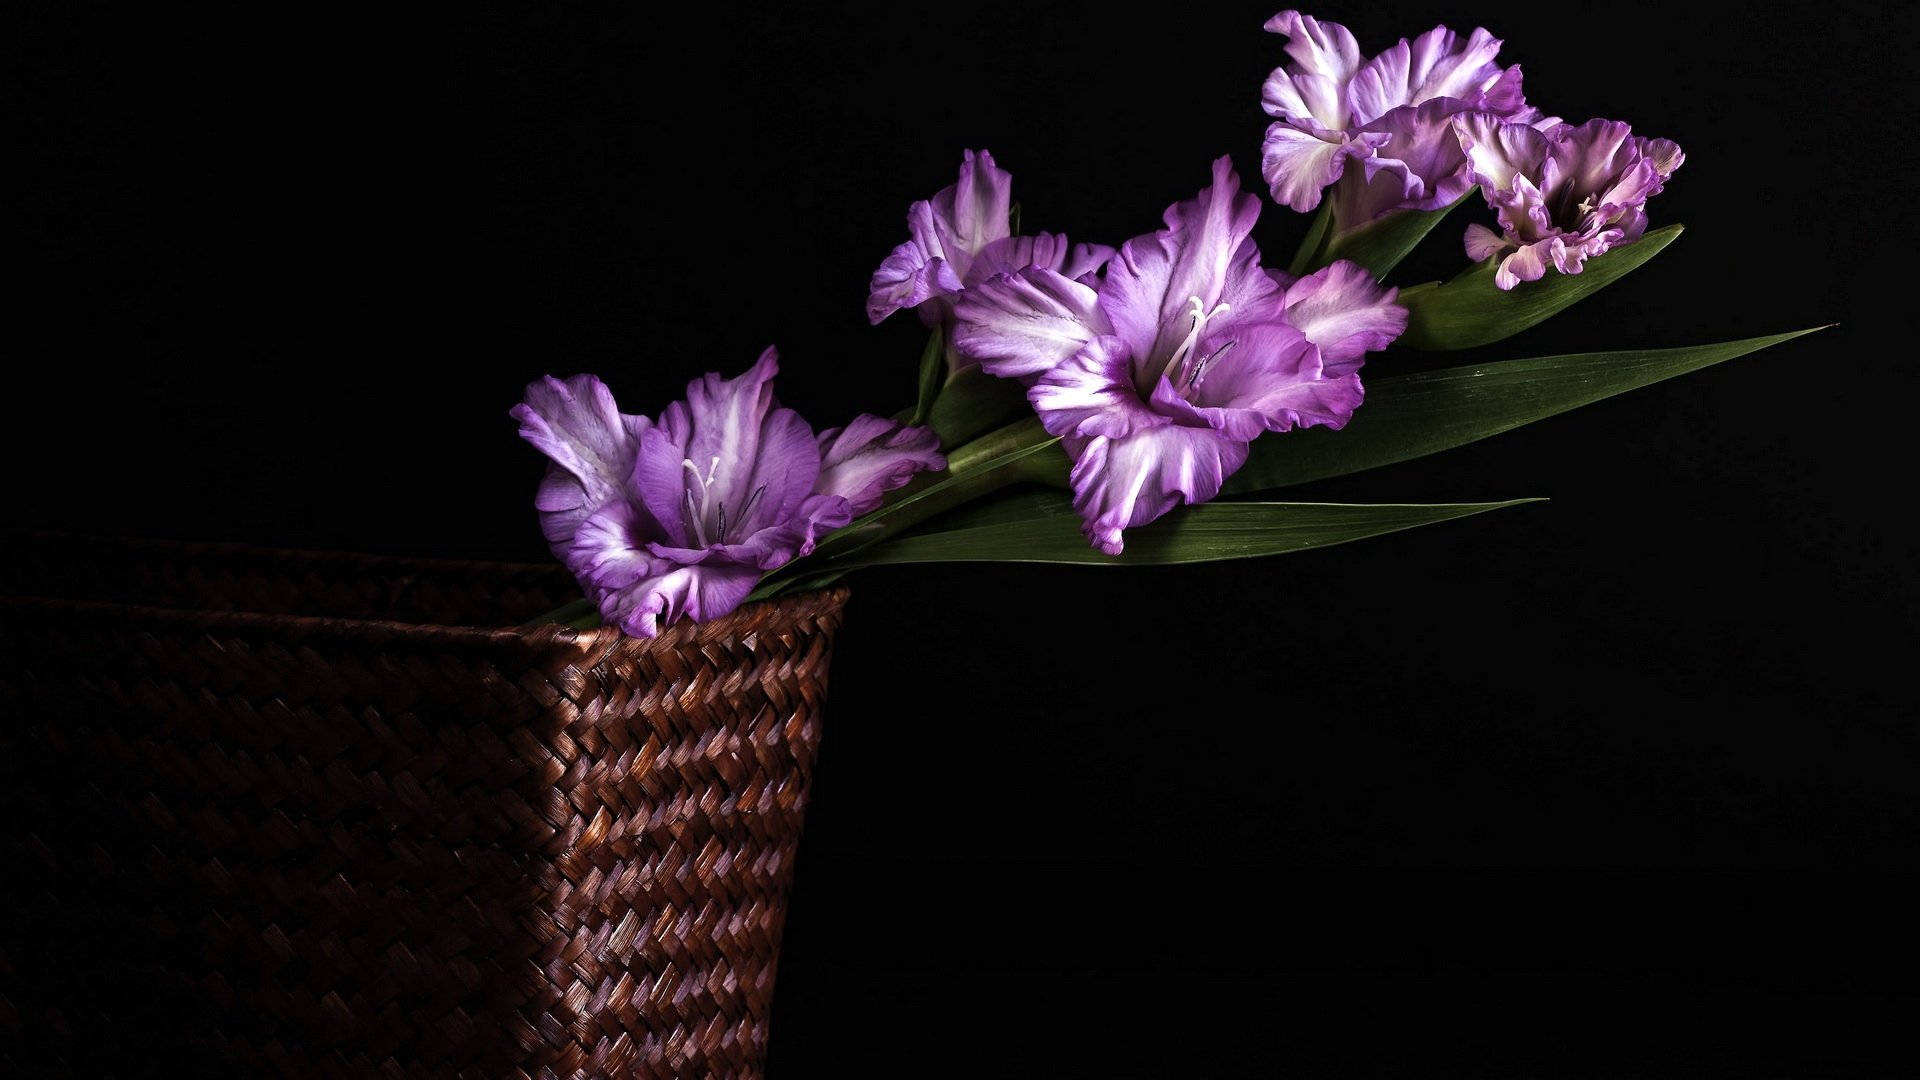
[1260,10,1542,230]
[1453,116,1684,290]
[513,350,944,636]
[867,149,1113,357]
[954,157,1404,554]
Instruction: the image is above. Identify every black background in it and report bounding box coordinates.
[15,1,1918,1075]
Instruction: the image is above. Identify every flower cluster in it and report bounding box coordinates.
[517,9,1688,636]
[1256,11,1681,274]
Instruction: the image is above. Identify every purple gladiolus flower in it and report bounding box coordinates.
[1453,116,1684,290]
[953,157,1404,554]
[867,149,1114,365]
[1260,10,1542,230]
[513,350,944,636]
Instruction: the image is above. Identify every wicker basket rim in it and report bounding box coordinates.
[1,527,561,578]
[0,528,849,647]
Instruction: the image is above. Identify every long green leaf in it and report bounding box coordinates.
[818,494,1540,568]
[1222,327,1827,495]
[1315,191,1471,279]
[748,418,1061,598]
[908,326,945,426]
[927,366,1032,448]
[1396,224,1683,350]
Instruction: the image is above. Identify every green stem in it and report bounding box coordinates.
[1287,199,1335,277]
[747,417,1061,600]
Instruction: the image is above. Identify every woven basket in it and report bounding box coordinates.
[0,531,848,1078]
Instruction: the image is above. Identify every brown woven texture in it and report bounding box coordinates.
[0,531,848,1078]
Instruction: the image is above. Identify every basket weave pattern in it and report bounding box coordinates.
[0,533,847,1078]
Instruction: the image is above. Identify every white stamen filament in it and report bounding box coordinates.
[681,456,723,546]
[1167,294,1231,391]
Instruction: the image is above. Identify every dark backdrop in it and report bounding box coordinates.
[16,2,1918,1075]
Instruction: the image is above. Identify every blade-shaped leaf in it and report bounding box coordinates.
[908,326,945,426]
[1221,327,1827,495]
[928,366,1034,448]
[1314,191,1471,279]
[1396,224,1683,350]
[748,418,1061,597]
[821,494,1540,568]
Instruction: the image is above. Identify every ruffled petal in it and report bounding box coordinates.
[681,348,822,533]
[1278,260,1406,373]
[1336,97,1479,223]
[1260,122,1361,213]
[512,374,653,553]
[1463,222,1508,261]
[1453,112,1552,195]
[597,561,764,639]
[636,349,822,547]
[1261,11,1363,128]
[1494,241,1550,290]
[867,232,964,324]
[814,415,946,515]
[952,267,1109,379]
[571,499,660,591]
[967,231,1113,287]
[1027,336,1167,440]
[1102,156,1273,366]
[1179,322,1364,437]
[932,148,1014,280]
[1345,24,1507,125]
[1066,426,1249,555]
[866,150,1013,323]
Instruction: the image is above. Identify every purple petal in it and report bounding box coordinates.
[1494,241,1550,290]
[867,229,964,325]
[1279,260,1406,373]
[1027,336,1168,440]
[1067,426,1249,555]
[571,499,659,591]
[1102,157,1277,366]
[1339,97,1479,222]
[597,562,764,639]
[1263,11,1364,88]
[1061,242,1118,282]
[935,148,1014,280]
[1261,11,1363,130]
[1345,24,1507,125]
[635,348,822,547]
[1180,322,1365,437]
[682,347,821,530]
[952,267,1109,379]
[1260,123,1359,213]
[512,374,653,553]
[815,415,946,515]
[866,150,1013,324]
[1453,111,1552,193]
[1463,223,1508,261]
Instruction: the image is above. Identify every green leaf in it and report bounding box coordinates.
[909,326,945,426]
[751,418,1061,594]
[1222,326,1829,495]
[927,366,1034,448]
[1397,224,1684,350]
[822,494,1540,568]
[1314,191,1471,279]
[745,570,849,603]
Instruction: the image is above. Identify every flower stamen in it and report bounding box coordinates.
[1167,294,1231,392]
